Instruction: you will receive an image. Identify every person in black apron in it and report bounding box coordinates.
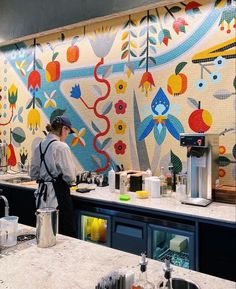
[30,115,77,238]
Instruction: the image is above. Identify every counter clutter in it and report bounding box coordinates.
[0,173,235,224]
[0,225,235,289]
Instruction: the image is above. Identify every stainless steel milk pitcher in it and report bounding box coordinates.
[36,207,58,248]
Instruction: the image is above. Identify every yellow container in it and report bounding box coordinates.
[136,190,150,199]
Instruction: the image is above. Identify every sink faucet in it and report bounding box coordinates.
[0,193,9,217]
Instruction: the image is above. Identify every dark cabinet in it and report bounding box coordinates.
[198,222,236,282]
[0,184,36,227]
[112,216,147,255]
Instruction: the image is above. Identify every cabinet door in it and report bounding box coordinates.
[77,210,111,247]
[112,216,147,255]
[199,222,236,282]
[148,224,195,269]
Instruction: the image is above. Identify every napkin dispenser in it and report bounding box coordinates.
[115,170,147,192]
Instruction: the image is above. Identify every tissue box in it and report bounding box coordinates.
[170,236,187,252]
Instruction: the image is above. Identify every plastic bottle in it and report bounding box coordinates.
[120,172,128,194]
[108,168,116,193]
[90,218,100,242]
[142,168,152,190]
[159,167,167,196]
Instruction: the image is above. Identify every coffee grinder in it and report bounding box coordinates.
[180,133,219,206]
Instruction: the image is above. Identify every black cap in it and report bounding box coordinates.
[51,115,75,134]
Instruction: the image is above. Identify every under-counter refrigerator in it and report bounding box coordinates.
[148,224,195,269]
[78,210,111,247]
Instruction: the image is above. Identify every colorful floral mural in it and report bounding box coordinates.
[0,0,235,185]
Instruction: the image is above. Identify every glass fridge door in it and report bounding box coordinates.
[148,224,195,269]
[79,211,111,247]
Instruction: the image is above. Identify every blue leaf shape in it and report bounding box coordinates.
[151,87,170,116]
[165,114,184,140]
[154,124,166,145]
[18,106,23,115]
[18,115,23,123]
[158,31,164,44]
[137,115,155,141]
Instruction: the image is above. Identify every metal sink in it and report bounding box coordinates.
[3,176,31,184]
[158,278,200,289]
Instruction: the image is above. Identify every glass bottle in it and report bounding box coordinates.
[132,253,155,289]
[159,167,167,196]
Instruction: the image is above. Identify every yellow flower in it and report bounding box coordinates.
[114,120,127,135]
[115,80,127,94]
[27,108,41,131]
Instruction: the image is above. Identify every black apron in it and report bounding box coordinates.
[37,139,76,238]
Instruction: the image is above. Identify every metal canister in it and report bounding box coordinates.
[36,207,58,248]
[0,143,8,174]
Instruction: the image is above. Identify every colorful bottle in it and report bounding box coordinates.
[132,253,155,289]
[99,219,107,243]
[90,218,100,242]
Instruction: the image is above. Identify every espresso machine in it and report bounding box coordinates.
[180,133,219,206]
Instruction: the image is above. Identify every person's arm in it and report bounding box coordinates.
[29,145,40,180]
[58,145,77,185]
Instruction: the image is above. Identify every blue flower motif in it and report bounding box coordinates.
[137,87,184,145]
[210,72,221,83]
[214,56,225,68]
[70,84,81,99]
[195,79,207,90]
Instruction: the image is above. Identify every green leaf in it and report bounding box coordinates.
[35,97,42,108]
[149,45,157,54]
[233,144,236,159]
[52,52,59,61]
[12,127,26,144]
[35,59,43,69]
[91,154,102,168]
[140,15,147,24]
[149,14,157,22]
[175,62,187,74]
[91,121,101,133]
[169,6,181,13]
[101,137,112,150]
[102,101,112,115]
[26,99,33,109]
[138,58,146,68]
[149,36,157,45]
[50,109,65,123]
[233,76,236,90]
[187,98,199,108]
[140,26,147,37]
[102,65,113,79]
[149,25,157,34]
[130,50,137,57]
[71,36,79,46]
[140,47,147,57]
[123,20,130,29]
[133,90,150,170]
[171,150,182,174]
[148,56,156,65]
[217,156,231,167]
[130,31,137,38]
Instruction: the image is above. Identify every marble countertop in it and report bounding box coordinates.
[71,187,236,224]
[0,225,235,289]
[0,174,235,224]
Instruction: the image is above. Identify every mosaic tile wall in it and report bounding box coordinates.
[0,0,235,185]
